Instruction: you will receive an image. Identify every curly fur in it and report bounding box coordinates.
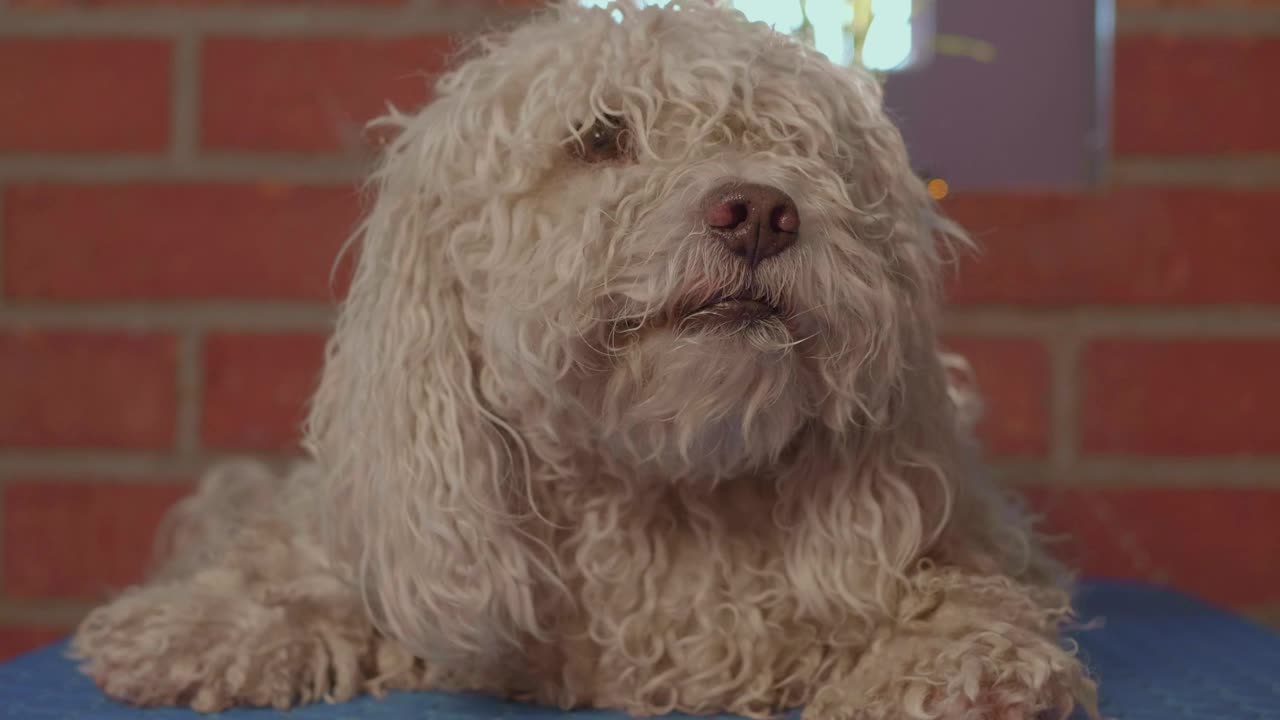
[72,3,1100,718]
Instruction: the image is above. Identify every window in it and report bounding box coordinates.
[578,0,932,72]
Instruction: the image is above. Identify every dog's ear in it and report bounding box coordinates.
[304,99,556,662]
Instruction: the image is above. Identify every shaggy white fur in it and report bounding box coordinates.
[72,3,1100,719]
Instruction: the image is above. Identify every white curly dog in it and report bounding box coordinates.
[73,3,1099,718]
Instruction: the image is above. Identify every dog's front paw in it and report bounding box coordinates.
[803,678,1072,720]
[802,630,1096,720]
[74,591,230,709]
[74,584,293,710]
[72,577,376,711]
[918,629,1094,720]
[922,671,1075,720]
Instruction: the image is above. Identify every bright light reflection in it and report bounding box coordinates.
[861,6,914,70]
[577,0,922,71]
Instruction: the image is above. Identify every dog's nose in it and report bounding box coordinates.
[703,183,800,268]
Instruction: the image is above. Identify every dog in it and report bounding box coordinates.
[72,3,1099,718]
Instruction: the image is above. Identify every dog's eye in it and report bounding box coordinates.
[572,115,631,164]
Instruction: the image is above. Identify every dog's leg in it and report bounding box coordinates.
[71,517,436,712]
[803,568,1098,720]
[71,463,436,711]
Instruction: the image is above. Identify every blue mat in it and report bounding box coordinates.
[1,581,1277,719]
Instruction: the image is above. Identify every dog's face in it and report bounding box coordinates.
[371,2,951,482]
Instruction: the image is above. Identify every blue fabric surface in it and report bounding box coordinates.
[1,581,1277,719]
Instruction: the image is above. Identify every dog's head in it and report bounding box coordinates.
[307,1,967,657]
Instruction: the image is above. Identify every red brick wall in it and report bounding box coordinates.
[939,0,1280,630]
[0,0,1277,660]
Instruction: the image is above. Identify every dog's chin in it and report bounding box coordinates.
[593,317,809,482]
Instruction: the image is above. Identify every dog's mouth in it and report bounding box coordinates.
[605,290,789,339]
[673,291,786,336]
[686,294,781,321]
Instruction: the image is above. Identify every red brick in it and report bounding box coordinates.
[3,184,356,301]
[945,337,1050,457]
[0,627,66,662]
[201,36,453,152]
[1022,486,1280,607]
[1081,339,1280,456]
[944,190,1280,306]
[1115,35,1280,155]
[0,331,177,450]
[0,38,169,153]
[201,332,326,451]
[2,480,192,600]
